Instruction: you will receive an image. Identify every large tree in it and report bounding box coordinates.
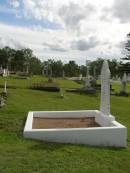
[64,60,80,77]
[119,33,130,74]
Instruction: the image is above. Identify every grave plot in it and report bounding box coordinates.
[24,61,127,147]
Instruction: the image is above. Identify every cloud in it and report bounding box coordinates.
[10,0,20,8]
[0,36,25,49]
[21,0,96,33]
[43,42,67,52]
[71,36,99,51]
[58,3,95,31]
[0,0,130,64]
[101,0,130,23]
[112,0,130,23]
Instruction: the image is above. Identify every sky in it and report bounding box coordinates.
[0,0,130,64]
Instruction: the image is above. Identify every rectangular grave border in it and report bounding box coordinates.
[23,110,127,147]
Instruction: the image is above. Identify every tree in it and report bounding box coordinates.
[119,33,130,74]
[11,49,26,71]
[64,61,80,77]
[125,33,130,60]
[88,58,119,78]
[29,56,42,74]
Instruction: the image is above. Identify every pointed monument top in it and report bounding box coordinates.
[100,60,110,116]
[101,60,110,76]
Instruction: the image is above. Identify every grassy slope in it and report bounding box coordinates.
[0,76,130,173]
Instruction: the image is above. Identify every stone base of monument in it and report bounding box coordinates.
[23,110,127,147]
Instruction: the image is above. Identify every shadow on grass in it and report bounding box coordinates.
[27,138,126,153]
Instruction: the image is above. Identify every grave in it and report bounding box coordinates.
[115,73,129,96]
[24,60,127,147]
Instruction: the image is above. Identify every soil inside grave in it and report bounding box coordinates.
[32,117,100,129]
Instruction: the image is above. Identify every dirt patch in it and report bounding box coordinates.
[32,117,100,129]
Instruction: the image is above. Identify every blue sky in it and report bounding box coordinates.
[0,0,61,29]
[0,0,130,64]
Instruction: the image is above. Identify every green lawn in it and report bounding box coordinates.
[0,76,130,173]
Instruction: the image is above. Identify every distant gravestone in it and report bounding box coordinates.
[100,60,110,116]
[85,76,91,87]
[4,81,7,94]
[3,69,8,77]
[62,70,65,79]
[60,88,64,98]
[121,73,127,92]
[0,97,5,108]
[115,73,129,96]
[79,74,82,80]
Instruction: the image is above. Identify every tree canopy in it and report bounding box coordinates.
[0,46,120,77]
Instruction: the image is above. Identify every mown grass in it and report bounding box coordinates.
[0,76,130,173]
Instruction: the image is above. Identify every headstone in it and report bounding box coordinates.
[85,60,92,88]
[79,74,82,80]
[62,70,65,79]
[3,69,7,77]
[100,60,110,116]
[60,88,64,98]
[121,73,127,92]
[85,76,91,87]
[85,65,91,87]
[4,81,7,94]
[0,97,5,107]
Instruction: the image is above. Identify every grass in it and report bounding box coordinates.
[0,76,130,173]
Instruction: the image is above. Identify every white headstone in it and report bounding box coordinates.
[121,73,127,92]
[79,74,82,80]
[4,81,7,93]
[100,60,110,116]
[3,69,8,77]
[85,66,90,87]
[85,76,91,87]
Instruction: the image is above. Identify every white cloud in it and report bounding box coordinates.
[10,0,20,8]
[71,36,99,51]
[43,42,67,52]
[112,0,130,23]
[0,0,130,64]
[58,3,95,32]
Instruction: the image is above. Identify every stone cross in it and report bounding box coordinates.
[100,60,110,116]
[121,73,127,92]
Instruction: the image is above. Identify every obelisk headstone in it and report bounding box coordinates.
[100,60,110,116]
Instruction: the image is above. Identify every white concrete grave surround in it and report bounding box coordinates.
[23,61,127,147]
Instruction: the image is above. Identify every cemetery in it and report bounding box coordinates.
[0,8,130,172]
[24,61,126,147]
[0,61,130,172]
